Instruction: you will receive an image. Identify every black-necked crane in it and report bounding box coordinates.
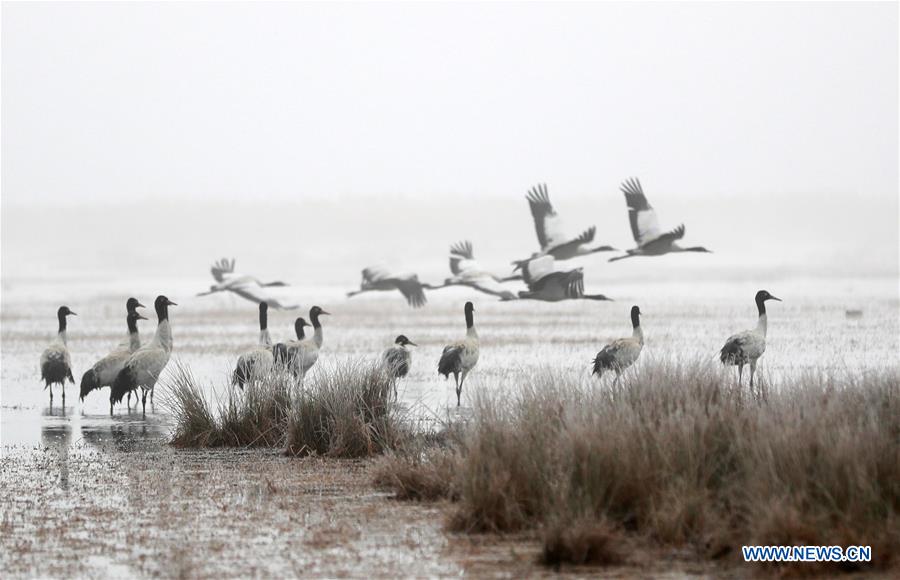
[609,178,711,262]
[438,302,479,407]
[232,302,275,388]
[273,317,309,376]
[441,241,518,301]
[592,305,643,381]
[520,183,617,261]
[382,335,417,379]
[110,295,177,415]
[720,290,781,390]
[80,302,148,405]
[515,255,612,302]
[280,306,329,379]
[197,258,300,310]
[347,268,438,308]
[39,306,77,404]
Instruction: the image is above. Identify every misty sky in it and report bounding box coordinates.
[2,1,897,205]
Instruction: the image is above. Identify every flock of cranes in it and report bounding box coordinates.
[345,178,711,308]
[193,179,711,310]
[36,179,787,413]
[40,287,780,413]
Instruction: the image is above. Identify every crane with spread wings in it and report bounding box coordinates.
[197,258,300,309]
[347,267,440,308]
[609,178,712,262]
[514,255,612,302]
[519,183,617,262]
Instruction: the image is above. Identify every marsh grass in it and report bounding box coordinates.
[164,359,410,457]
[284,361,408,457]
[376,360,900,571]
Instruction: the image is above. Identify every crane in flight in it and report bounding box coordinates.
[197,258,300,310]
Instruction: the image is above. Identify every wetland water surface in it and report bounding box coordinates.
[2,276,897,577]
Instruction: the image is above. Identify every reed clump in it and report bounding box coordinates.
[284,362,408,457]
[164,360,410,458]
[375,360,900,571]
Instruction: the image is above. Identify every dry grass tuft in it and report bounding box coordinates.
[284,362,406,457]
[164,360,410,458]
[540,518,625,568]
[373,445,460,501]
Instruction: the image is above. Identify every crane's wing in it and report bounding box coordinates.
[361,267,390,284]
[210,257,236,283]
[545,225,597,255]
[526,183,568,251]
[621,178,662,246]
[449,240,476,275]
[394,275,427,308]
[651,224,686,246]
[522,255,557,284]
[565,270,586,299]
[527,268,583,296]
[227,279,300,309]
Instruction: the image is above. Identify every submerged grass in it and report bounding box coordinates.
[163,359,409,457]
[376,360,900,572]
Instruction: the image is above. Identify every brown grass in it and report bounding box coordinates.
[540,518,625,568]
[284,361,407,457]
[164,360,410,458]
[374,359,900,571]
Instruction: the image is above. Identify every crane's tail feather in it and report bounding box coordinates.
[438,347,462,378]
[79,368,101,401]
[110,367,137,405]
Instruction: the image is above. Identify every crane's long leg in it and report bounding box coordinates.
[150,385,154,404]
[749,360,757,392]
[141,389,147,416]
[454,372,461,407]
[738,364,744,386]
[49,384,53,405]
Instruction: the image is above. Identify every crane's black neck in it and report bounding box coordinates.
[156,301,169,322]
[259,305,268,331]
[310,311,322,329]
[631,308,640,328]
[756,294,767,316]
[127,315,139,334]
[57,311,67,333]
[295,320,306,340]
[465,309,474,329]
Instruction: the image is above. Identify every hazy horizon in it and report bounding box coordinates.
[2,2,898,289]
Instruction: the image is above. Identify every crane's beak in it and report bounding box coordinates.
[321,310,331,316]
[408,341,418,347]
[136,301,146,309]
[167,299,178,306]
[769,295,782,302]
[136,313,148,321]
[69,311,78,316]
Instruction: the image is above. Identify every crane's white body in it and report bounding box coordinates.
[89,327,141,389]
[524,183,614,260]
[199,258,299,309]
[234,328,274,385]
[443,241,517,300]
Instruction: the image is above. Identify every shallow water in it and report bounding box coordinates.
[2,275,897,450]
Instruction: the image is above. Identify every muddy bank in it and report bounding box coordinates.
[1,435,739,578]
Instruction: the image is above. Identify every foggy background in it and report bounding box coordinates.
[2,1,898,294]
